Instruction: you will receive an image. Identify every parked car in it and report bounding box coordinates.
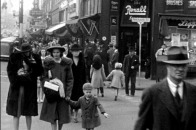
[0,37,19,61]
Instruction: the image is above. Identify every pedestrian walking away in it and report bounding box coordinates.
[90,54,106,97]
[106,62,125,101]
[40,44,74,130]
[123,48,139,96]
[6,42,43,130]
[67,43,87,123]
[134,46,196,130]
[67,83,109,130]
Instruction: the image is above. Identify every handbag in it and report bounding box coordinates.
[44,81,60,103]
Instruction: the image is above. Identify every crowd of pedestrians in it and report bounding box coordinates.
[5,38,196,130]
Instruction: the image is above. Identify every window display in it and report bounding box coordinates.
[163,20,196,66]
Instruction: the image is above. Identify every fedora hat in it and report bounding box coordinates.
[70,43,82,51]
[47,44,65,53]
[17,43,32,53]
[162,46,190,64]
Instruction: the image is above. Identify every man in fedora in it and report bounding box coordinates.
[123,47,139,96]
[6,42,43,130]
[134,46,196,130]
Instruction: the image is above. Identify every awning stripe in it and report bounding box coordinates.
[45,22,66,35]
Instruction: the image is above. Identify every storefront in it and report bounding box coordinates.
[151,0,196,78]
[119,0,152,70]
[159,14,196,68]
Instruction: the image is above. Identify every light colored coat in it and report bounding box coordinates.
[106,69,125,89]
[90,64,106,89]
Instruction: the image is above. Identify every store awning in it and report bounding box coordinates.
[66,19,80,25]
[45,22,66,35]
[158,13,196,37]
[158,13,196,21]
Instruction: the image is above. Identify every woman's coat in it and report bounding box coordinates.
[6,53,43,116]
[90,64,106,89]
[40,57,74,124]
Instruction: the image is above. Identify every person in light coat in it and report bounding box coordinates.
[106,62,125,101]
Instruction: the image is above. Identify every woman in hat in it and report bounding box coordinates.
[40,44,74,130]
[67,43,87,123]
[6,42,43,130]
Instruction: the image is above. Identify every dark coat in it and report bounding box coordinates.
[123,54,139,77]
[40,57,74,124]
[69,96,105,129]
[134,79,196,130]
[6,53,43,116]
[68,53,86,102]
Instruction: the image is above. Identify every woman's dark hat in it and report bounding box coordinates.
[47,44,65,53]
[70,43,82,51]
[83,83,93,90]
[162,46,190,64]
[17,43,32,53]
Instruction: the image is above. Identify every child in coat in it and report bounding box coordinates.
[90,54,106,97]
[106,62,125,101]
[67,83,109,130]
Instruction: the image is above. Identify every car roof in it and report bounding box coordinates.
[1,37,18,43]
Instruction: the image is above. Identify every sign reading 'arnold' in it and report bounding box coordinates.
[121,0,149,27]
[125,5,147,15]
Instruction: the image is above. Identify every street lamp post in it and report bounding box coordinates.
[19,0,23,45]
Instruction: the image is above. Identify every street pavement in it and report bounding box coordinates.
[1,61,196,130]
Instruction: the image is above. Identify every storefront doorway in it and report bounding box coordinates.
[119,27,151,71]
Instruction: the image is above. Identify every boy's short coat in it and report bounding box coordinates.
[69,96,105,129]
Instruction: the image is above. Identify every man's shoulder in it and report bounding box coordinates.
[144,80,167,93]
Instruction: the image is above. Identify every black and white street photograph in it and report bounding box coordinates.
[1,0,196,130]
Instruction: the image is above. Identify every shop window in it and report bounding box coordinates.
[160,17,196,66]
[59,10,65,22]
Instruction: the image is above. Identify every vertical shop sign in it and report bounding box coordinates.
[34,0,39,9]
[165,0,184,11]
[111,17,117,25]
[121,0,149,27]
[111,0,119,11]
[111,36,117,46]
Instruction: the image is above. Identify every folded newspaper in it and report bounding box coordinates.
[44,81,59,91]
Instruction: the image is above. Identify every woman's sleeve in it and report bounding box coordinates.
[7,54,20,86]
[101,65,106,81]
[65,62,74,97]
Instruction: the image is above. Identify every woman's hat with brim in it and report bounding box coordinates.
[162,46,190,64]
[83,83,93,90]
[47,44,65,53]
[70,43,82,51]
[17,42,32,53]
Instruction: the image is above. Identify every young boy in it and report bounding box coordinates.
[67,83,109,130]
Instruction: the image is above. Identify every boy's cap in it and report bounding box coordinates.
[83,83,93,90]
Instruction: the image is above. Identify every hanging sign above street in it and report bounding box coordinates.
[131,18,150,23]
